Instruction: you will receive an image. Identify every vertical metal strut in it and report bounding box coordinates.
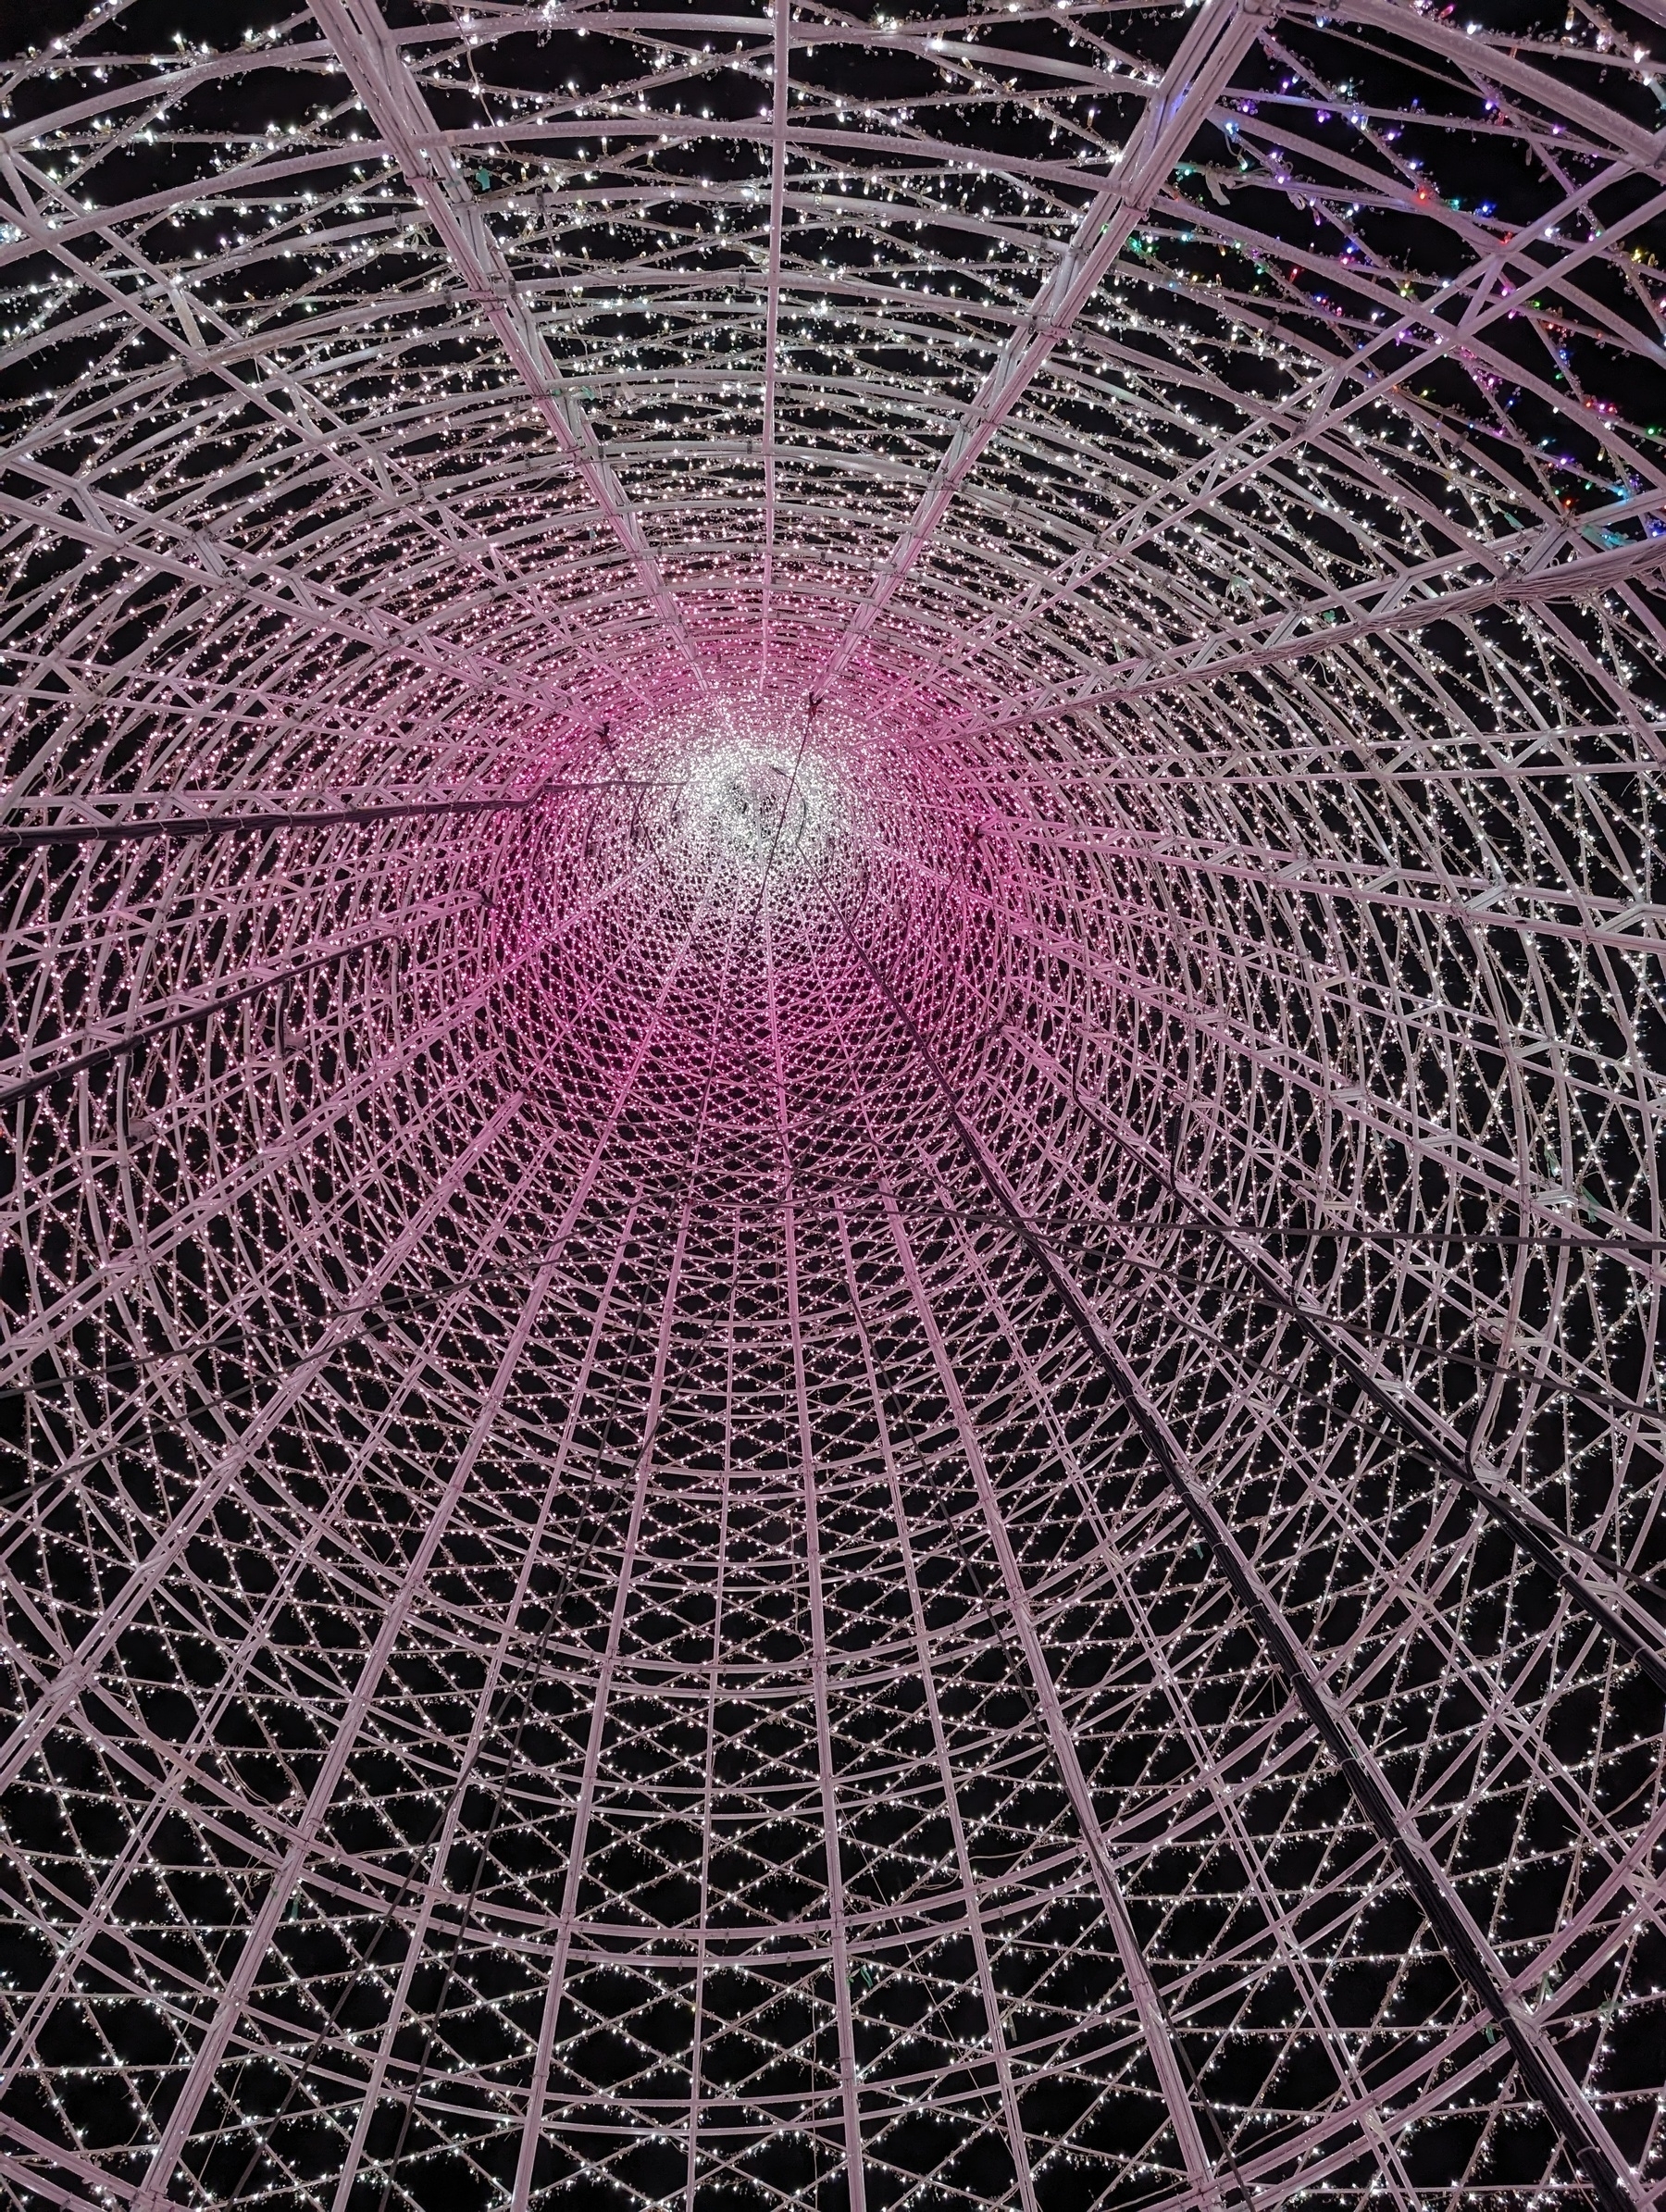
[324,1203,640,2212]
[683,1218,743,2212]
[802,926,1223,2208]
[831,1211,1044,2212]
[514,874,735,2205]
[878,1199,1227,2212]
[510,1208,696,2212]
[823,0,1267,681]
[898,1174,1430,2212]
[765,906,869,2211]
[842,926,1651,2212]
[307,0,707,685]
[1005,1029,1666,1696]
[133,1244,569,2212]
[759,0,791,684]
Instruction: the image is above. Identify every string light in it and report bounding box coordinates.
[0,1,1663,2209]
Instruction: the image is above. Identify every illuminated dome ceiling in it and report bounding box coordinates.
[2,0,1665,2209]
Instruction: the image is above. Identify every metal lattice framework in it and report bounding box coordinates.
[1,0,1665,2206]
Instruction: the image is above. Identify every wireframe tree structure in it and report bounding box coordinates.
[0,0,1663,2206]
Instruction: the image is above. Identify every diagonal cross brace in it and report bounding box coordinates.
[0,1095,523,1802]
[881,1197,1229,2212]
[822,0,1269,681]
[844,926,1651,2212]
[309,0,707,686]
[1002,1026,1666,1694]
[961,509,1666,730]
[132,1246,565,2212]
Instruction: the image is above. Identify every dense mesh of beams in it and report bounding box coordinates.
[1,1,1665,2210]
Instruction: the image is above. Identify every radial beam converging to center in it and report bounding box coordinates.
[1,1,1664,2210]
